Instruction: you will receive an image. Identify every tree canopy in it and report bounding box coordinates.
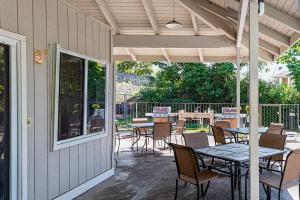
[277,41,300,91]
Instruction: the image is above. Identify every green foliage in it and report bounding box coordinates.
[117,61,154,76]
[277,41,300,91]
[136,62,300,104]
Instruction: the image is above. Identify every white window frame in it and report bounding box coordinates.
[0,29,27,200]
[53,44,108,151]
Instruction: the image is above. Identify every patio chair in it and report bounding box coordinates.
[169,143,220,200]
[210,125,227,145]
[259,149,300,200]
[267,123,284,135]
[151,122,172,155]
[215,120,235,142]
[172,119,186,144]
[259,133,287,169]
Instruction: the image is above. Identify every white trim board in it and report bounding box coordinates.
[54,168,115,200]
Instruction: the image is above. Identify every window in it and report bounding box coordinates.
[53,45,107,150]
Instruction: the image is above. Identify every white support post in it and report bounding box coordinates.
[236,47,241,128]
[249,0,259,199]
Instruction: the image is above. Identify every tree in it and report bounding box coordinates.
[117,61,154,76]
[277,41,300,91]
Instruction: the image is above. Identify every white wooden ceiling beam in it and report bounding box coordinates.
[196,0,289,47]
[264,4,300,34]
[176,0,236,41]
[141,0,159,35]
[95,0,120,34]
[114,55,254,62]
[125,48,137,61]
[161,48,171,63]
[237,0,249,48]
[190,13,199,36]
[198,48,203,62]
[113,34,235,48]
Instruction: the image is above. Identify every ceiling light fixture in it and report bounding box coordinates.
[166,0,183,29]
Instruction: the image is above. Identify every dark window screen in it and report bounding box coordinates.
[0,44,10,200]
[58,53,85,141]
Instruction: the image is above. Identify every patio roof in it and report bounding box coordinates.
[67,0,299,62]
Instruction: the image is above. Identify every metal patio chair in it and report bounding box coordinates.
[259,149,300,200]
[169,143,221,200]
[259,133,287,170]
[267,123,284,135]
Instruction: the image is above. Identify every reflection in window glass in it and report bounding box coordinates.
[86,61,106,134]
[58,53,85,141]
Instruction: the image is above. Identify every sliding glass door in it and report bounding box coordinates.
[0,44,10,200]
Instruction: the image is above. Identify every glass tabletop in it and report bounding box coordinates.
[195,143,286,163]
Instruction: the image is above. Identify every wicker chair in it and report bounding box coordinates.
[183,132,209,149]
[259,133,287,169]
[267,123,284,135]
[210,125,227,145]
[169,143,220,200]
[172,119,186,144]
[151,122,172,155]
[259,149,300,200]
[215,121,235,142]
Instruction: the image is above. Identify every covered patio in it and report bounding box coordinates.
[67,0,300,199]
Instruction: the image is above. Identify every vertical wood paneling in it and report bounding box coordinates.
[58,1,70,195]
[3,0,112,198]
[33,0,48,199]
[17,0,35,199]
[46,0,60,198]
[86,17,95,180]
[77,12,87,185]
[67,6,80,189]
[1,0,18,32]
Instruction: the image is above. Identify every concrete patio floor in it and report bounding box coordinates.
[76,132,300,200]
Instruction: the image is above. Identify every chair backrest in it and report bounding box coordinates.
[169,143,200,180]
[259,133,287,161]
[132,118,148,133]
[183,132,209,149]
[153,122,172,140]
[215,120,232,137]
[282,149,300,184]
[267,123,284,135]
[175,119,186,135]
[210,125,226,145]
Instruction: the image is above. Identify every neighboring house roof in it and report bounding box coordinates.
[273,64,290,78]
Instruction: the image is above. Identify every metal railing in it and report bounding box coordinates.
[115,100,300,132]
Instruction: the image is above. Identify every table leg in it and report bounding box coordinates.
[237,163,242,200]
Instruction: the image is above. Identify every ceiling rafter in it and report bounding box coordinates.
[141,0,159,35]
[95,0,120,34]
[195,0,289,47]
[161,48,171,63]
[176,0,236,41]
[125,48,137,61]
[190,13,199,36]
[237,0,249,48]
[198,48,203,62]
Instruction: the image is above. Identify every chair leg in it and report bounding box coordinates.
[197,184,200,200]
[175,179,178,200]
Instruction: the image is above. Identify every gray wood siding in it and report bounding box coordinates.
[0,0,113,199]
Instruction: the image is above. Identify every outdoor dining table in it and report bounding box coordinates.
[223,127,268,143]
[195,143,286,200]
